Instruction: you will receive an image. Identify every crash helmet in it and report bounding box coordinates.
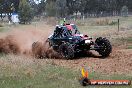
[65,24,73,35]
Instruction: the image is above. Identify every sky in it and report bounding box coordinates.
[34,0,41,4]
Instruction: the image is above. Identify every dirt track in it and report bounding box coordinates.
[50,49,132,75]
[0,22,132,75]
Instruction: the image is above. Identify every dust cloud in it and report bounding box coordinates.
[0,28,61,59]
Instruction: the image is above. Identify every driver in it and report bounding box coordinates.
[66,25,73,35]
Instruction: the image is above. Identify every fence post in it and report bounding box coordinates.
[118,19,120,32]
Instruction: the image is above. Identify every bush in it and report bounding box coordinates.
[95,18,118,26]
[18,0,34,24]
[108,21,118,25]
[121,6,128,17]
[95,18,109,25]
[0,24,3,27]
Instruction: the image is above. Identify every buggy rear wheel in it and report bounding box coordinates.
[95,37,112,57]
[59,42,74,59]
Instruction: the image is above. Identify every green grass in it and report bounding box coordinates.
[0,64,80,88]
[0,27,9,32]
[127,46,132,49]
[125,37,132,43]
[126,37,132,49]
[0,65,132,88]
[117,37,132,43]
[0,64,132,88]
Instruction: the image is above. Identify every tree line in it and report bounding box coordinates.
[0,0,131,23]
[48,0,131,17]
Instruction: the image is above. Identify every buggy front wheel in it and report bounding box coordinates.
[95,37,112,57]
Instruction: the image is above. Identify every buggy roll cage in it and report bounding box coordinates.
[53,24,81,38]
[53,26,72,38]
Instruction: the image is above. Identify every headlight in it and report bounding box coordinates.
[85,40,91,44]
[69,38,72,39]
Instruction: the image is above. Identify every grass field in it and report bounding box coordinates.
[77,17,132,36]
[0,55,132,88]
[0,16,132,88]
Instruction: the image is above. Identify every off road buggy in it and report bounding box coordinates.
[47,24,112,59]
